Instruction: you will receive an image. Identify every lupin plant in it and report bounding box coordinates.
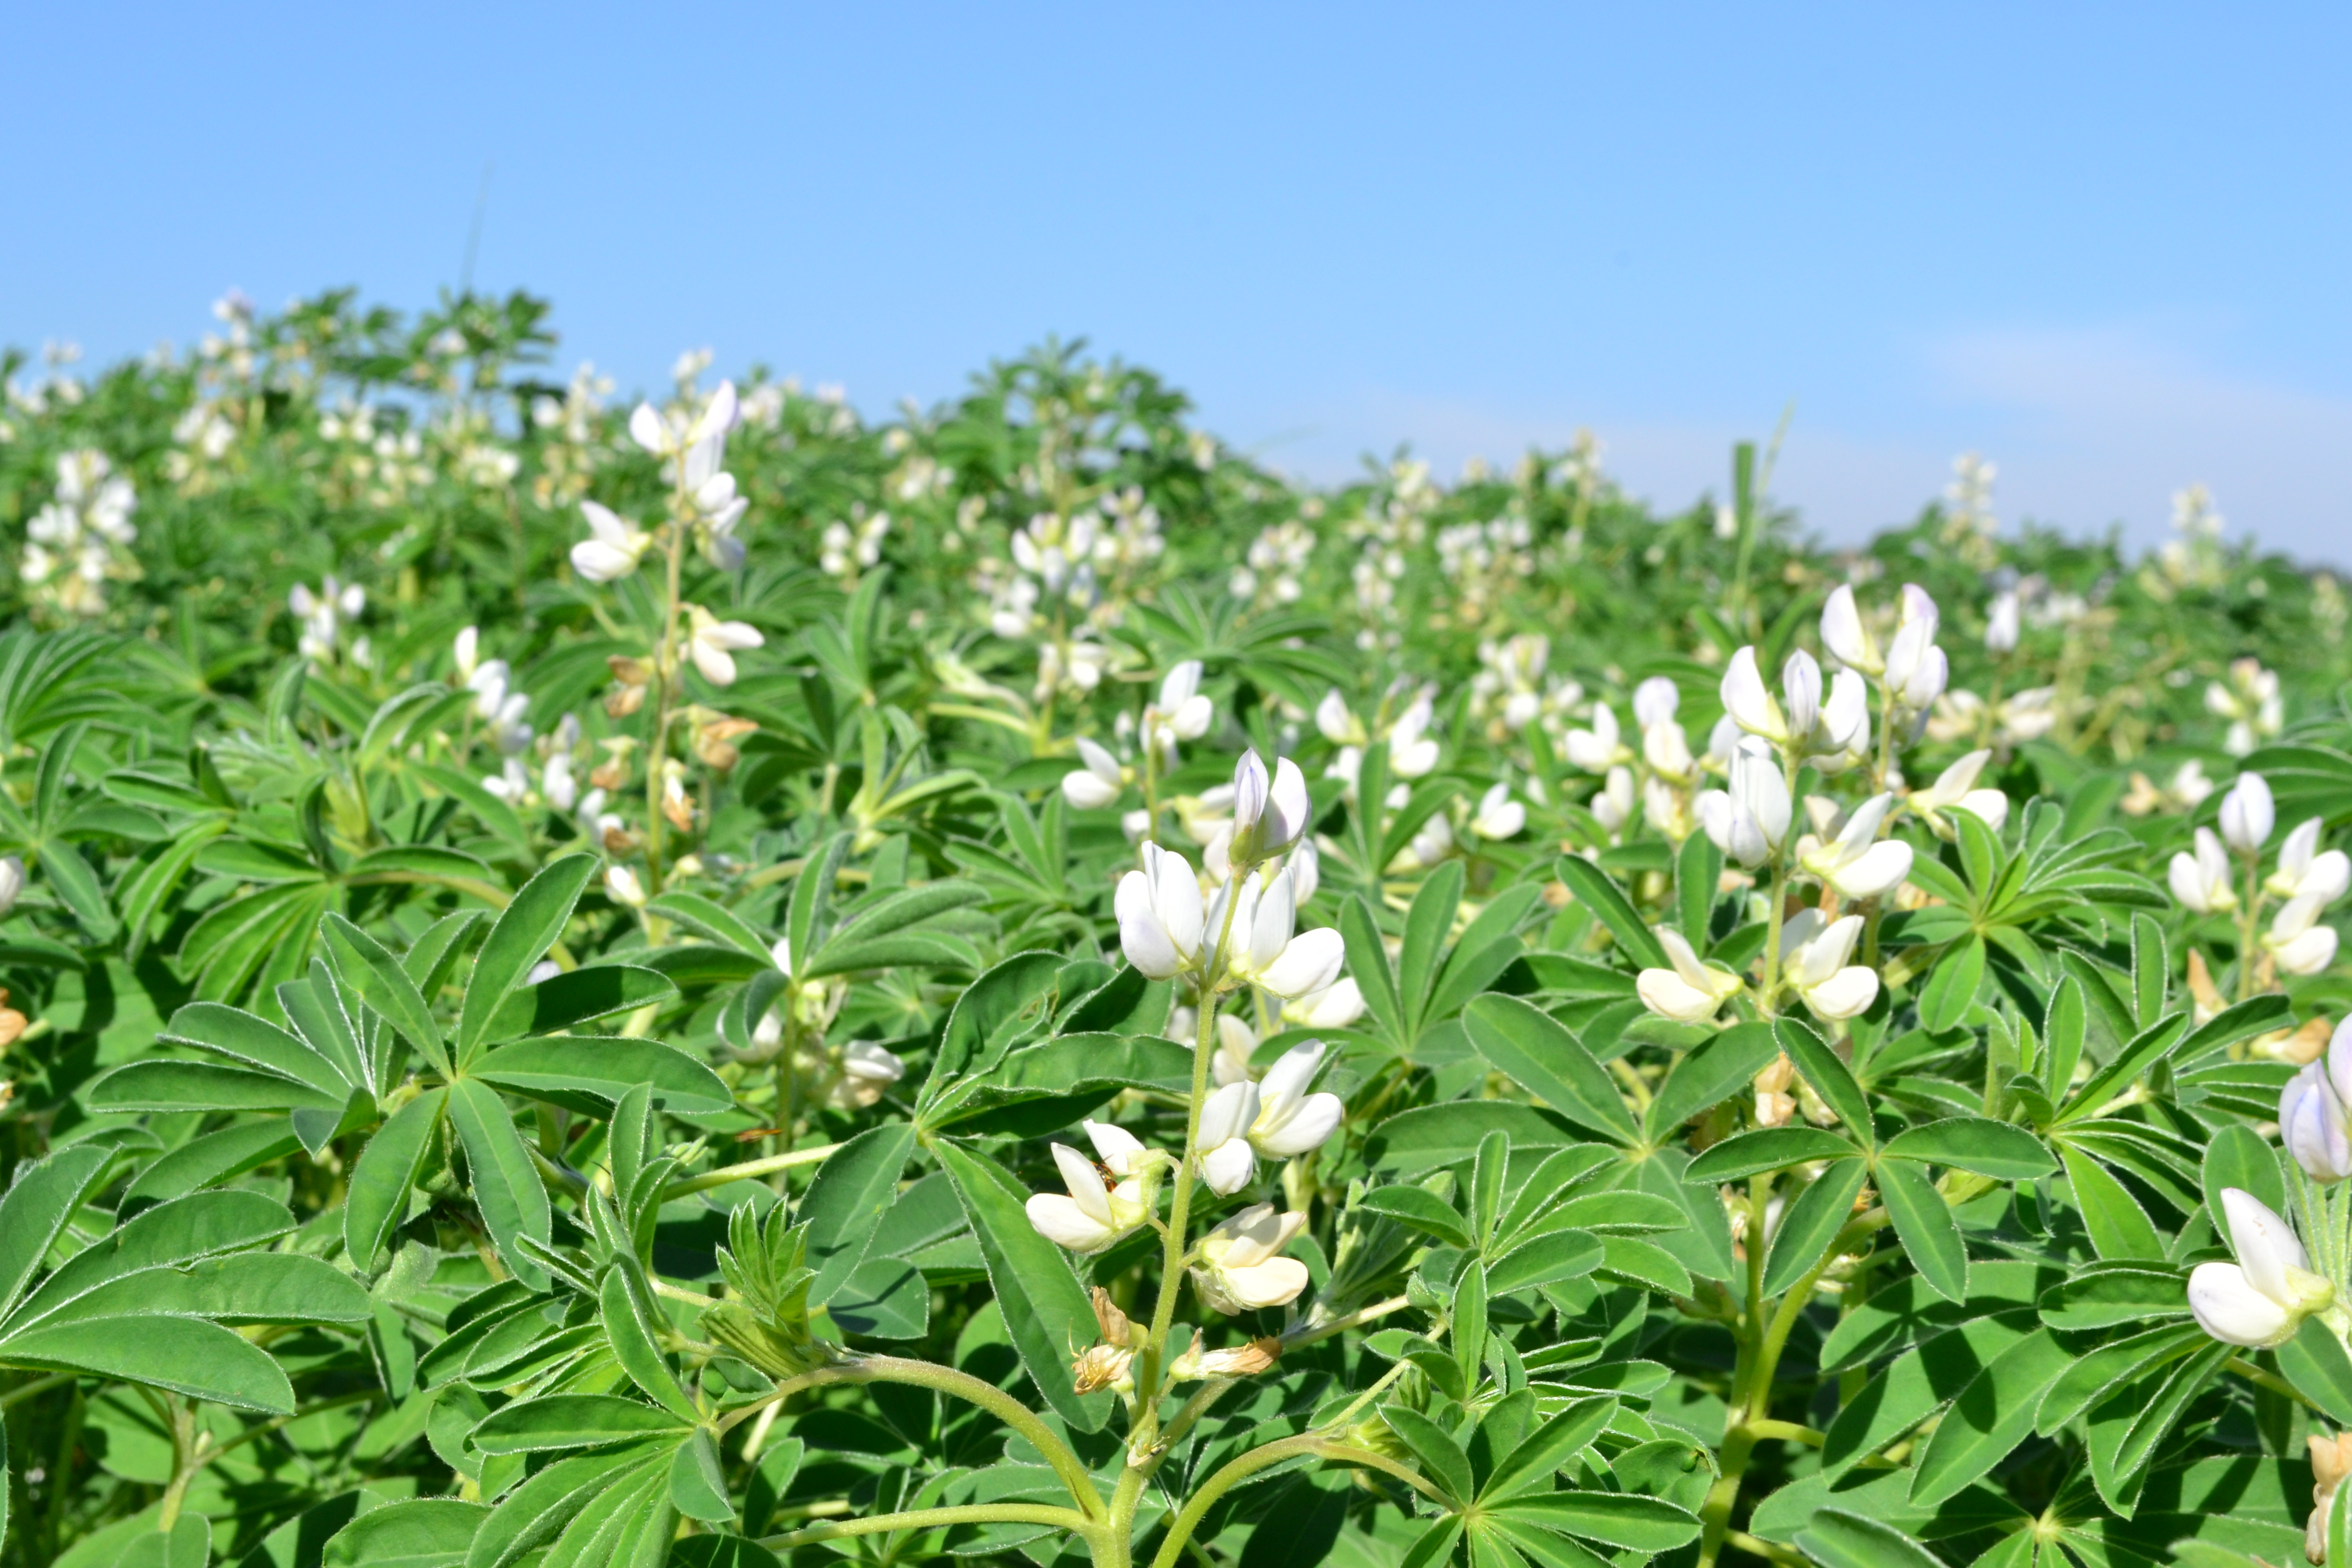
[5,292,2352,1568]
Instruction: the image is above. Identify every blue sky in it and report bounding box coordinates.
[8,3,2350,557]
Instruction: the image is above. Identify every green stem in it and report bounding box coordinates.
[660,1141,842,1200]
[760,1503,1094,1551]
[1146,1437,1443,1568]
[0,1370,72,1410]
[718,1355,1104,1518]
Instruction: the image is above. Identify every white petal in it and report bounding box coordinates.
[1198,1137,1258,1195]
[1199,1082,1260,1147]
[1258,1039,1326,1111]
[1802,965,1879,1021]
[1255,1091,1342,1156]
[1063,770,1121,809]
[1820,584,1875,672]
[1117,870,1184,979]
[1637,967,1725,1024]
[690,641,738,685]
[2221,1187,2309,1301]
[1286,976,1365,1028]
[1052,1143,1115,1226]
[1214,1257,1309,1310]
[571,540,639,583]
[2169,851,2213,914]
[1828,840,1912,900]
[1315,690,1355,743]
[1250,868,1296,974]
[1085,1119,1149,1177]
[2187,1260,2294,1348]
[1027,1193,1118,1252]
[628,402,670,454]
[1256,927,1345,999]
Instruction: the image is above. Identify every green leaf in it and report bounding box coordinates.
[800,1123,917,1303]
[324,912,450,1078]
[1485,1491,1701,1551]
[1816,1260,2053,1371]
[2036,1261,2189,1331]
[1357,1185,1474,1249]
[1791,1509,1946,1568]
[158,1000,354,1098]
[2057,1012,2189,1126]
[1761,1158,1870,1298]
[2059,1144,2166,1261]
[89,1059,347,1116]
[2087,1339,2234,1514]
[1364,1101,1588,1176]
[0,1314,293,1412]
[1676,831,1723,951]
[1340,893,1407,1046]
[643,891,773,958]
[1773,1018,1874,1148]
[1686,1127,1860,1184]
[1917,935,1986,1033]
[1380,1405,1474,1503]
[1480,1394,1616,1500]
[1879,1117,2055,1180]
[927,950,1062,1089]
[826,1256,930,1339]
[1643,1022,1779,1141]
[1905,1328,2070,1506]
[2035,1323,2208,1435]
[1463,995,1639,1145]
[1595,1235,1692,1297]
[323,1499,488,1566]
[1398,860,1467,1031]
[463,1444,662,1568]
[1485,1229,1604,1294]
[457,854,596,1064]
[2130,911,2168,1027]
[1551,855,1667,969]
[1472,1129,1508,1247]
[935,1140,1110,1433]
[668,1428,732,1525]
[1819,1308,2040,1476]
[470,1037,733,1118]
[347,1086,447,1272]
[2201,1123,2287,1223]
[598,1264,699,1420]
[1454,1259,1489,1389]
[470,1395,691,1453]
[447,1079,551,1290]
[485,964,676,1040]
[1877,1155,1967,1303]
[2276,1315,2352,1426]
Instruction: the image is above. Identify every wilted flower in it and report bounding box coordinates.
[2188,1189,2332,1349]
[1190,1204,1311,1313]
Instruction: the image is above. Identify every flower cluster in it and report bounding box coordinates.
[22,450,138,620]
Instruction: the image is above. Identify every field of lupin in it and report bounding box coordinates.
[1,287,2351,1567]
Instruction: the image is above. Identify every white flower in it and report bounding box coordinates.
[0,854,24,916]
[1083,1118,1157,1179]
[1246,1041,1343,1158]
[685,606,763,686]
[1636,927,1744,1024]
[1720,648,1790,745]
[2268,819,2351,904]
[1283,976,1366,1031]
[1062,738,1126,809]
[1026,1142,1152,1254]
[629,379,739,465]
[1471,783,1525,840]
[1696,741,1791,868]
[2168,827,2237,915]
[1212,867,1348,999]
[1387,811,1455,874]
[1196,1082,1260,1194]
[1779,910,1879,1021]
[2281,1034,2352,1181]
[1315,690,1358,745]
[1820,585,1881,675]
[1590,766,1636,837]
[1811,670,1872,765]
[1564,702,1632,772]
[1799,794,1914,899]
[1281,839,1320,906]
[1146,662,1214,762]
[1643,718,1698,783]
[2188,1189,2332,1349]
[1385,694,1440,778]
[1909,750,2007,838]
[1632,676,1679,730]
[542,754,577,812]
[2266,893,2341,977]
[1883,587,1946,713]
[1191,1204,1311,1313]
[2219,773,2275,855]
[572,501,652,583]
[453,626,482,681]
[831,1040,905,1109]
[604,864,647,907]
[1208,1014,1261,1086]
[482,757,531,803]
[1230,750,1311,864]
[1985,592,2020,655]
[1116,843,1207,979]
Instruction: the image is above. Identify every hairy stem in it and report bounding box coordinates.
[660,1141,842,1200]
[1146,1437,1441,1568]
[759,1503,1094,1551]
